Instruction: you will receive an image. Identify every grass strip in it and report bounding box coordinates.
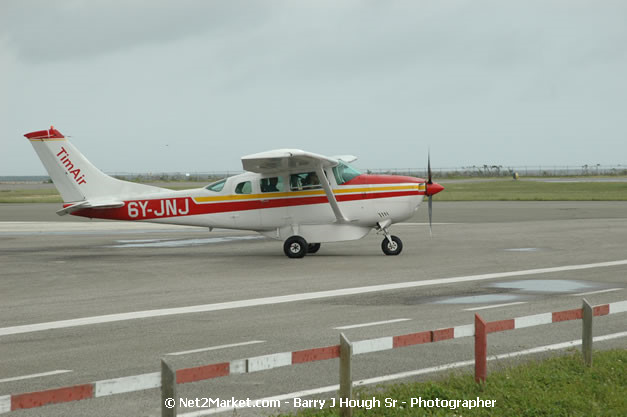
[0,188,63,203]
[435,180,627,201]
[274,349,626,417]
[2,181,627,203]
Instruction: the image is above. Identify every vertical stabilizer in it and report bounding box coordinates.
[25,126,165,203]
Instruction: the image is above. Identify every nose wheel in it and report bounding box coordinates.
[381,235,403,256]
[376,220,403,256]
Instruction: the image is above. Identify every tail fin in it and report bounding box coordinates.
[25,126,166,203]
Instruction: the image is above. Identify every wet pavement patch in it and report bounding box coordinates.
[434,294,523,304]
[489,279,597,293]
[431,279,613,305]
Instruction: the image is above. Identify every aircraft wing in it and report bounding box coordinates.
[241,149,349,223]
[241,149,339,175]
[331,155,358,163]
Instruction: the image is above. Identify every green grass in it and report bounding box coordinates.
[0,188,63,203]
[0,184,197,203]
[274,349,626,417]
[435,180,627,201]
[2,180,627,203]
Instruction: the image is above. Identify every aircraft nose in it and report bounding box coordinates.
[426,182,444,196]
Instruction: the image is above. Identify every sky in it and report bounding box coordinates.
[2,0,627,175]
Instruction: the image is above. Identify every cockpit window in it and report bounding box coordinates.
[205,179,226,192]
[333,161,361,185]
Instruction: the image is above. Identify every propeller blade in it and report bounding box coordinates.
[428,195,433,237]
[427,149,432,185]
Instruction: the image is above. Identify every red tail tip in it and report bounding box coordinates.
[24,126,64,139]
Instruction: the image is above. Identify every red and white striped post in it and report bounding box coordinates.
[474,313,487,383]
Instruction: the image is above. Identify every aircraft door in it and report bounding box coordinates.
[231,180,261,229]
[259,175,288,228]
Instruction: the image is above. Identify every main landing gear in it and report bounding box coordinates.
[307,243,321,254]
[283,236,321,258]
[282,227,403,258]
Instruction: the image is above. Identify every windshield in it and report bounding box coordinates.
[333,161,361,185]
[205,179,226,192]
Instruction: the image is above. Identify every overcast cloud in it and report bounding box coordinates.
[2,0,627,175]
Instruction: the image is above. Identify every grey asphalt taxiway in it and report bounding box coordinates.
[1,201,626,417]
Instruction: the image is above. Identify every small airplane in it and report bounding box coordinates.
[25,126,443,258]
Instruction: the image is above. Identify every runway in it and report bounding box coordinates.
[1,201,626,416]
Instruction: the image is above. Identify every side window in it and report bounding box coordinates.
[260,176,284,193]
[235,181,252,194]
[290,172,321,191]
[205,179,226,192]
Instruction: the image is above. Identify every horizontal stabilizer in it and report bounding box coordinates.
[56,200,124,216]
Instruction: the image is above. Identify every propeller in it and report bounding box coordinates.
[425,150,444,236]
[427,150,433,237]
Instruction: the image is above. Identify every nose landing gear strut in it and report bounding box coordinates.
[376,220,403,256]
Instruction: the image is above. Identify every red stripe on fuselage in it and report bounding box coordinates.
[71,189,423,221]
[337,190,420,203]
[343,174,424,185]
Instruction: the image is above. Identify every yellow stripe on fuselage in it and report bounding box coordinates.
[194,190,323,203]
[193,184,424,204]
[334,185,423,194]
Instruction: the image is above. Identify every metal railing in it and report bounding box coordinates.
[2,299,625,416]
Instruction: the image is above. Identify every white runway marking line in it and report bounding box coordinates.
[398,222,454,226]
[0,221,237,236]
[3,258,627,337]
[0,369,72,384]
[165,340,265,356]
[570,288,623,296]
[334,318,411,330]
[464,301,527,311]
[179,331,627,416]
[109,235,264,248]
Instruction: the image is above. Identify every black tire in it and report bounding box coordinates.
[307,243,321,254]
[381,235,403,256]
[284,236,308,258]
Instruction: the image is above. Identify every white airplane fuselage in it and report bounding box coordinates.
[72,171,426,243]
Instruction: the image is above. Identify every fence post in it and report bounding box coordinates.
[162,359,177,417]
[582,298,593,367]
[339,332,353,417]
[475,314,487,383]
